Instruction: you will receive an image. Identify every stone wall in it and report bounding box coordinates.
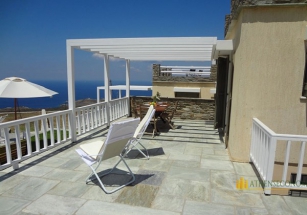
[130,96,215,120]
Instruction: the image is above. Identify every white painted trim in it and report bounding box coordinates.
[173,87,200,93]
[210,89,216,94]
[98,85,152,91]
[67,37,217,62]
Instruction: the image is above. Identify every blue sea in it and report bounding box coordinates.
[0,80,152,109]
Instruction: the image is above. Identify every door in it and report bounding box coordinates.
[214,57,229,130]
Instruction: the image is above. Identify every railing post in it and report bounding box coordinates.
[103,54,111,126]
[264,137,277,195]
[66,42,76,142]
[296,141,306,186]
[126,59,131,116]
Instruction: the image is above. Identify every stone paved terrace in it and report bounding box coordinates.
[0,119,306,215]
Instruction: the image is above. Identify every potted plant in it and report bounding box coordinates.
[150,91,161,106]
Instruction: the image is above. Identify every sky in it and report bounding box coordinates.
[0,0,230,83]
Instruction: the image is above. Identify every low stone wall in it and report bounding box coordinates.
[131,96,215,120]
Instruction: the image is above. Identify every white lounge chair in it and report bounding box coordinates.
[75,118,140,194]
[124,105,156,159]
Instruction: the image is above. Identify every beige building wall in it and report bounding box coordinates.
[225,6,307,162]
[152,82,215,99]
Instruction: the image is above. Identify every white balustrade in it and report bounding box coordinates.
[75,102,108,135]
[109,97,129,121]
[0,110,72,170]
[160,66,211,76]
[0,98,130,170]
[250,118,307,194]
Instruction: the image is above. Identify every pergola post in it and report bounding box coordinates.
[66,43,76,141]
[126,59,131,116]
[103,54,111,126]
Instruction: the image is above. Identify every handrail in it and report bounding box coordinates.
[0,109,72,170]
[250,118,307,195]
[0,98,130,170]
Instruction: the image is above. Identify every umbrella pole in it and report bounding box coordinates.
[14,98,17,120]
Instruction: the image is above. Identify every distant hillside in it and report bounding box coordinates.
[0,98,98,112]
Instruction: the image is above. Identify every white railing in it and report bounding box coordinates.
[250,118,307,194]
[109,97,129,121]
[0,110,72,170]
[160,66,211,77]
[0,98,130,170]
[75,102,108,135]
[75,98,129,135]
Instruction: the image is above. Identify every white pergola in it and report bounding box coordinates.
[66,37,232,141]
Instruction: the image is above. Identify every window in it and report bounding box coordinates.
[288,173,307,197]
[173,87,200,98]
[175,92,199,98]
[302,41,307,97]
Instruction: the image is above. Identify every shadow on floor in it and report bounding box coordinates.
[89,168,154,189]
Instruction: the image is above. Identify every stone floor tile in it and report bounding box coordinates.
[282,196,307,214]
[211,170,237,191]
[76,200,180,215]
[201,158,234,171]
[261,195,293,214]
[58,157,84,169]
[171,160,200,168]
[206,139,222,144]
[202,154,230,161]
[134,169,166,186]
[47,181,90,198]
[202,147,215,155]
[233,162,257,177]
[81,185,123,202]
[0,174,27,195]
[17,165,54,177]
[3,177,59,201]
[184,146,203,156]
[22,194,86,215]
[141,157,173,171]
[43,168,88,182]
[0,196,30,214]
[115,184,159,207]
[163,142,186,154]
[152,194,184,212]
[251,207,269,215]
[235,207,251,215]
[215,149,229,156]
[236,206,270,215]
[168,166,210,182]
[36,156,68,168]
[159,177,210,201]
[211,189,265,208]
[168,153,200,162]
[186,142,215,148]
[183,200,235,215]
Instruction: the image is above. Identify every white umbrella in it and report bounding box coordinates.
[0,77,58,119]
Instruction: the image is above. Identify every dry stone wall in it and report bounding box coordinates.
[131,96,215,120]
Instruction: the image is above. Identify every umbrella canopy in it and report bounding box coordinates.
[0,77,58,119]
[0,77,57,98]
